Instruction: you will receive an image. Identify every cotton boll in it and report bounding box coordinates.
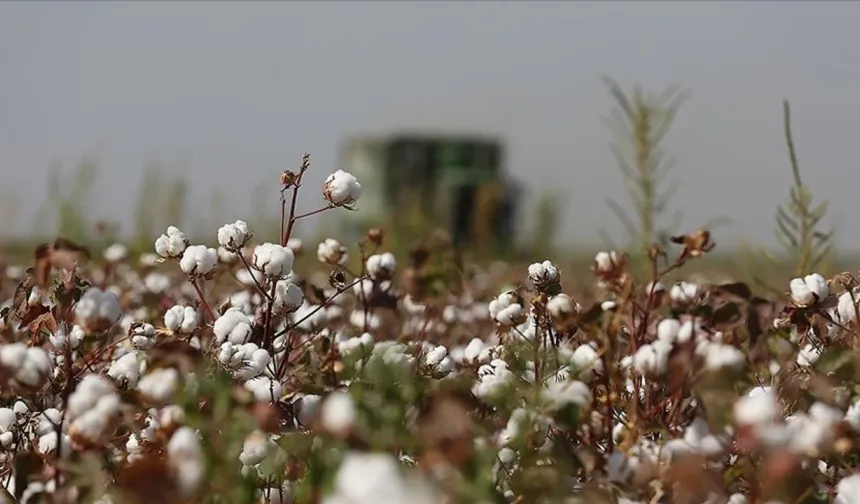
[244,376,283,403]
[138,368,180,405]
[547,294,580,321]
[527,260,560,291]
[323,169,362,206]
[734,391,779,427]
[541,379,591,410]
[571,344,603,380]
[657,318,681,343]
[252,243,294,278]
[366,252,396,279]
[108,351,144,387]
[213,308,253,344]
[632,341,672,376]
[700,342,745,371]
[836,474,860,504]
[0,344,53,390]
[796,343,822,367]
[167,427,205,497]
[130,323,156,350]
[670,282,699,304]
[594,251,621,274]
[297,394,321,427]
[67,374,116,421]
[179,245,217,276]
[320,391,356,436]
[836,289,860,325]
[164,305,199,334]
[49,325,84,351]
[143,272,171,294]
[788,280,812,306]
[154,226,189,259]
[217,220,253,251]
[488,290,526,326]
[317,238,348,265]
[274,280,304,314]
[74,287,122,332]
[103,243,128,262]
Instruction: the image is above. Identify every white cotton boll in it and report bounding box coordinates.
[323,169,362,206]
[235,348,272,381]
[164,305,193,333]
[601,300,618,311]
[286,237,303,253]
[670,282,699,304]
[348,310,381,331]
[657,318,681,343]
[274,280,304,314]
[298,394,321,427]
[837,290,860,324]
[542,379,592,410]
[789,278,814,306]
[68,374,115,419]
[239,429,278,466]
[835,474,860,504]
[734,392,779,426]
[488,290,525,326]
[325,451,439,504]
[321,391,356,435]
[213,308,253,344]
[103,243,128,262]
[130,323,156,350]
[2,345,53,389]
[571,344,603,380]
[803,273,829,300]
[244,376,282,403]
[49,325,84,351]
[702,342,745,371]
[463,338,488,363]
[317,238,348,265]
[108,351,143,387]
[796,344,822,367]
[366,252,396,279]
[217,220,253,251]
[143,272,171,294]
[0,408,14,432]
[727,494,748,504]
[632,341,672,376]
[547,294,580,320]
[178,245,217,276]
[167,427,205,497]
[252,243,295,278]
[138,368,180,404]
[594,251,620,273]
[527,260,560,290]
[424,346,448,367]
[74,287,122,332]
[154,226,189,259]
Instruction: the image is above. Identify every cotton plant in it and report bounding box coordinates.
[6,156,860,503]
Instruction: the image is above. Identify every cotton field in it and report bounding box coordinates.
[2,159,860,504]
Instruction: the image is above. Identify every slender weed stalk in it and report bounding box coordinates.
[773,100,833,277]
[601,77,689,255]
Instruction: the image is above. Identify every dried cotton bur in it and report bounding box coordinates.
[2,148,860,504]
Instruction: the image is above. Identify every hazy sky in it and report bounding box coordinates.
[1,1,859,251]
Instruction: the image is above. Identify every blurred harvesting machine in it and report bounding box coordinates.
[337,131,522,252]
